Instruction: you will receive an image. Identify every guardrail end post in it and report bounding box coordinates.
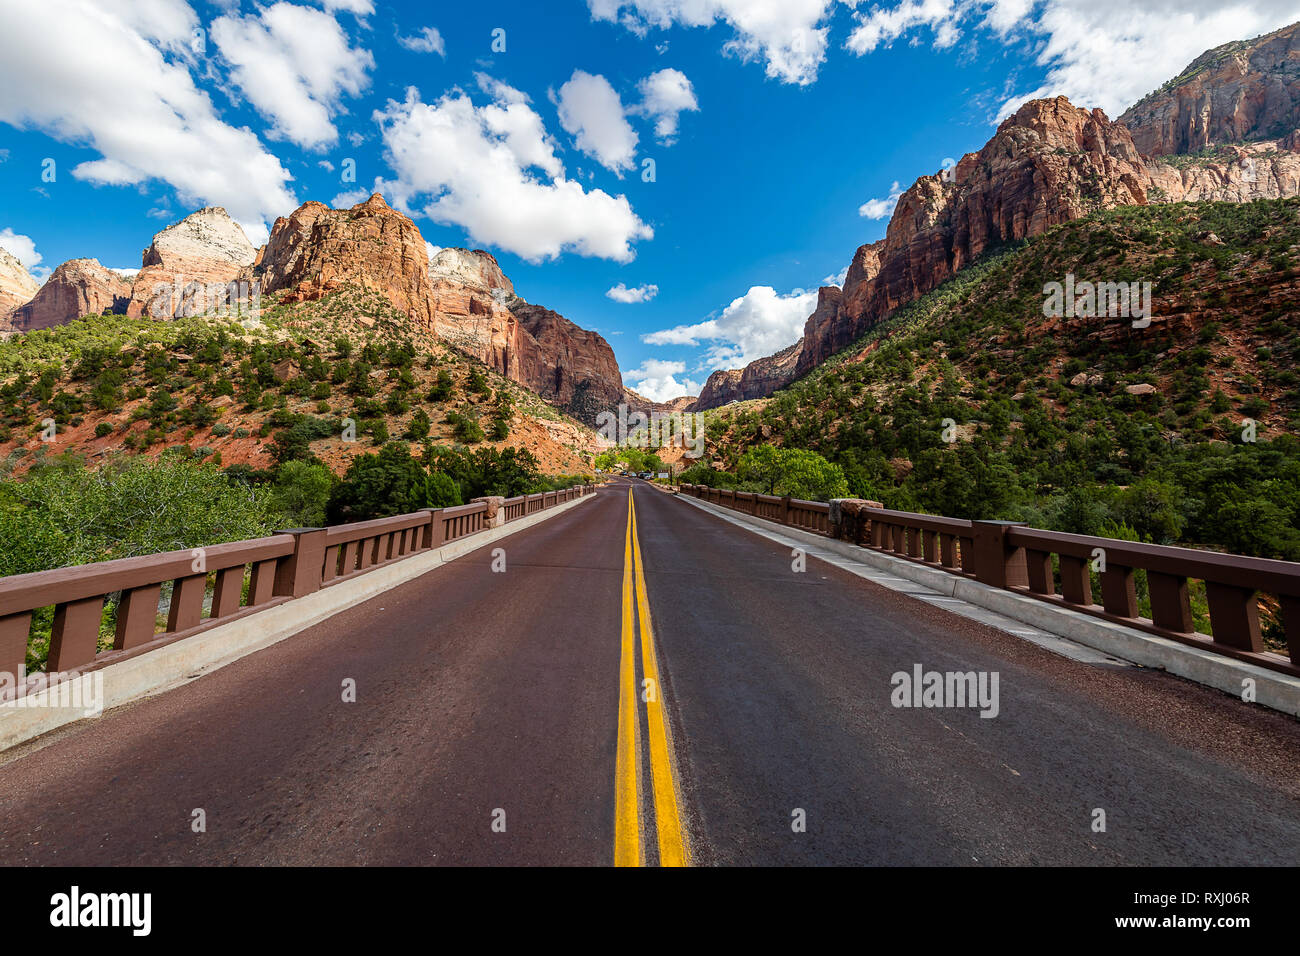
[273,528,328,599]
[971,520,1028,589]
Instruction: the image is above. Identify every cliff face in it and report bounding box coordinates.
[0,248,39,322]
[691,23,1300,411]
[252,196,640,423]
[798,97,1153,379]
[8,259,131,332]
[129,206,256,319]
[426,246,522,379]
[510,302,628,423]
[258,195,435,326]
[1120,22,1300,156]
[690,338,805,409]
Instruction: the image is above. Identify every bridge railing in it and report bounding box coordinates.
[678,483,1299,677]
[0,484,597,694]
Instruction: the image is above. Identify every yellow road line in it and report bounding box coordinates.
[630,491,691,867]
[614,490,642,866]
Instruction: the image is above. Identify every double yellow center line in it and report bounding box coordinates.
[615,488,690,867]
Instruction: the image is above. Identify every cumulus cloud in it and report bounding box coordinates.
[634,68,699,142]
[643,284,818,370]
[373,78,653,262]
[845,0,961,54]
[332,187,371,207]
[0,228,45,279]
[589,0,836,85]
[0,0,297,234]
[858,180,903,219]
[607,282,659,303]
[555,70,639,174]
[213,2,374,151]
[398,26,446,55]
[844,0,1300,120]
[624,358,702,402]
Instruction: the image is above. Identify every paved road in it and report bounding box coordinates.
[0,479,1298,865]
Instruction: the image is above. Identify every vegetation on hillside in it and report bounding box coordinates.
[694,198,1300,562]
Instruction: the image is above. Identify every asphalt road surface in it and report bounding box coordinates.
[0,478,1297,866]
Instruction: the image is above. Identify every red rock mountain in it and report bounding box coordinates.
[8,259,132,333]
[1120,22,1300,156]
[253,195,650,423]
[130,206,257,319]
[0,248,39,324]
[4,192,646,425]
[690,21,1300,410]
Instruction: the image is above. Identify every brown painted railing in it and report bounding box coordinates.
[0,485,596,693]
[679,483,1300,677]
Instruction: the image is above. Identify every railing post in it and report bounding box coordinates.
[1148,571,1192,633]
[48,596,105,670]
[781,496,791,525]
[422,509,445,549]
[0,612,31,681]
[970,520,1028,589]
[1100,566,1140,618]
[1205,582,1263,652]
[273,528,328,599]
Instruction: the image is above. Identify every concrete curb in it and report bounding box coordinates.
[0,493,597,752]
[676,493,1300,718]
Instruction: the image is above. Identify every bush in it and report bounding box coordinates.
[271,460,336,528]
[326,443,437,522]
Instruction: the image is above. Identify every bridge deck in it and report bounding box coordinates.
[0,479,1296,865]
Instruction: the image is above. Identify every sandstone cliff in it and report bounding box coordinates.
[258,194,435,326]
[129,206,256,319]
[8,259,131,332]
[1120,22,1300,156]
[0,248,39,322]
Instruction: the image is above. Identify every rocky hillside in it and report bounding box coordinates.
[691,21,1300,410]
[694,197,1300,564]
[0,285,600,479]
[3,195,648,426]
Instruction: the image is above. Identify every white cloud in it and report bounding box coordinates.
[555,70,639,174]
[321,0,374,12]
[589,0,836,85]
[843,0,1300,120]
[845,0,960,54]
[994,0,1300,119]
[858,180,903,219]
[425,241,442,261]
[0,228,45,278]
[624,358,702,401]
[332,187,371,207]
[634,68,699,142]
[0,0,297,234]
[643,284,818,370]
[373,80,653,262]
[398,26,446,56]
[607,282,659,303]
[212,2,374,150]
[822,264,848,286]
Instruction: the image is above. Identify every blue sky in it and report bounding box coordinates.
[3,0,1299,400]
